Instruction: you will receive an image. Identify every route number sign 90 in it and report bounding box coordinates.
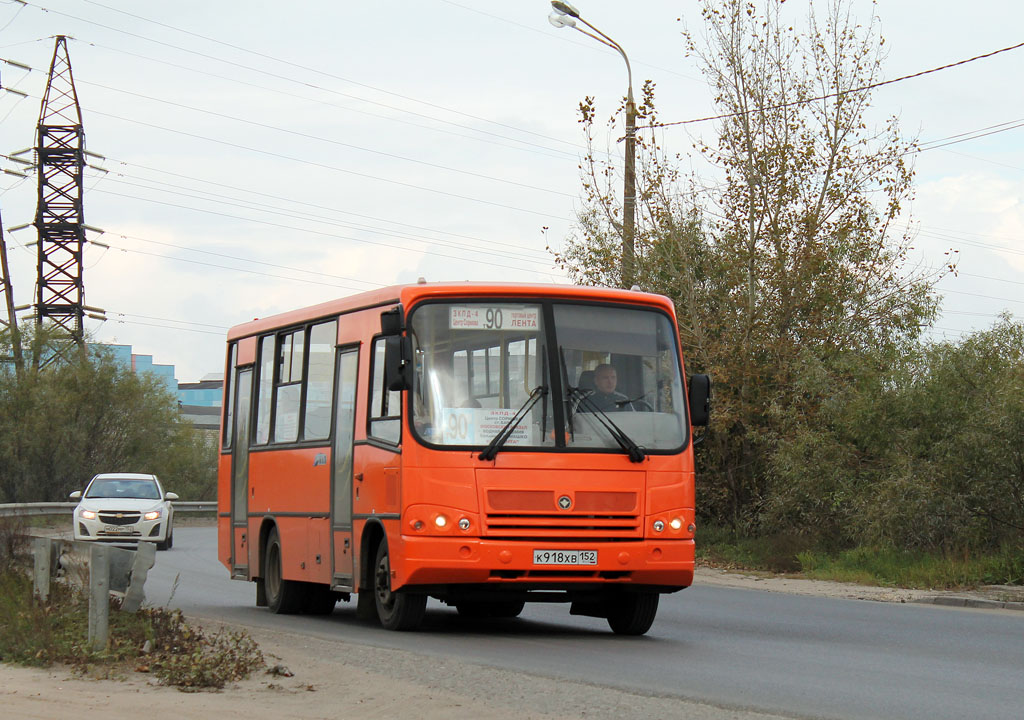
[449,305,540,331]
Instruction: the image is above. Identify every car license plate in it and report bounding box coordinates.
[103,525,133,534]
[533,549,597,565]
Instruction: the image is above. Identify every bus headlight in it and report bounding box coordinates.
[669,517,682,531]
[653,520,665,532]
[458,518,470,531]
[434,515,448,529]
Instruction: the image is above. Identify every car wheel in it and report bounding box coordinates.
[264,526,305,614]
[373,541,426,630]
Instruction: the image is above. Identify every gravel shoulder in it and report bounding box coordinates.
[696,565,1024,610]
[1,617,797,720]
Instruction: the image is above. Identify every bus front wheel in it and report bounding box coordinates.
[264,527,305,614]
[606,591,659,635]
[373,542,426,631]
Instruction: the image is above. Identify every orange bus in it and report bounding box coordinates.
[218,282,710,634]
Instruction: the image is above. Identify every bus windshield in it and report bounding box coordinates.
[409,300,687,452]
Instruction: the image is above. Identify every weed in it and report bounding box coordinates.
[0,552,265,689]
[0,518,29,572]
[698,524,1024,589]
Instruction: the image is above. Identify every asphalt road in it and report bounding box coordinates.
[146,527,1024,720]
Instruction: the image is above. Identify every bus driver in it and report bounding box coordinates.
[584,363,634,413]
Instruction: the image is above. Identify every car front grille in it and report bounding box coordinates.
[98,511,142,526]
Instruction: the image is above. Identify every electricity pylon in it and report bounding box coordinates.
[33,35,87,368]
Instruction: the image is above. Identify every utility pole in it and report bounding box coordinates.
[622,88,636,287]
[0,203,24,373]
[548,2,637,286]
[34,36,87,368]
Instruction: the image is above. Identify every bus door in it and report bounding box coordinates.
[230,367,253,578]
[330,346,359,589]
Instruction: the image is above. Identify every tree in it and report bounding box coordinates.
[554,0,947,531]
[0,327,217,503]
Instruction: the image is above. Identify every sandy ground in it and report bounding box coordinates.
[1,618,805,720]
[5,529,1021,719]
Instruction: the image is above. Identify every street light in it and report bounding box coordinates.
[549,1,637,286]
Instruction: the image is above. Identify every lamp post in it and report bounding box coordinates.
[549,1,636,287]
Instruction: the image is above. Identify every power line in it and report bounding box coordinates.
[105,317,225,336]
[98,239,372,292]
[438,0,702,84]
[20,0,585,153]
[97,228,383,288]
[108,310,228,331]
[78,102,570,221]
[90,172,553,265]
[915,119,1024,154]
[651,39,1024,129]
[70,38,579,162]
[938,287,1024,305]
[70,75,577,198]
[97,156,554,259]
[3,79,574,219]
[90,188,563,275]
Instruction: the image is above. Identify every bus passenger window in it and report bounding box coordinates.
[222,343,237,450]
[369,338,401,444]
[273,329,303,443]
[303,320,337,441]
[254,336,274,445]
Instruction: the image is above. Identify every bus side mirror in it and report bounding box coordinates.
[688,374,711,427]
[380,306,404,336]
[385,335,411,391]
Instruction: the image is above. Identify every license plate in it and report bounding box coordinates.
[533,549,597,565]
[103,525,134,534]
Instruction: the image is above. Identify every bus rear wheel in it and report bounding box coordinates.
[373,542,426,631]
[606,591,659,635]
[265,527,305,614]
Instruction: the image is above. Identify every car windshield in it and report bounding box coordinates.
[409,300,687,452]
[85,479,161,499]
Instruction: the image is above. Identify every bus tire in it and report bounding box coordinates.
[304,583,337,615]
[355,591,377,621]
[373,541,426,631]
[456,600,525,619]
[606,591,659,635]
[264,526,305,614]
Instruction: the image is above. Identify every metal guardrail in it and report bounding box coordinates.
[0,500,216,518]
[31,537,156,650]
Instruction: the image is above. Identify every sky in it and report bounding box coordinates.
[0,0,1021,383]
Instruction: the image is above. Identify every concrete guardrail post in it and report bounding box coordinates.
[32,537,51,602]
[88,544,110,651]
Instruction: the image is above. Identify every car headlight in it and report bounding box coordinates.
[80,509,97,520]
[144,509,162,521]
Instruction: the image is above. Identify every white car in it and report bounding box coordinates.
[70,473,178,550]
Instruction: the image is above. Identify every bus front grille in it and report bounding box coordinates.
[483,488,642,538]
[484,513,641,538]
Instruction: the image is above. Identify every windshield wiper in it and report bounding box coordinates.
[478,385,549,462]
[568,387,646,463]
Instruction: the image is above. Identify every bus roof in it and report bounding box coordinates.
[225,282,675,341]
